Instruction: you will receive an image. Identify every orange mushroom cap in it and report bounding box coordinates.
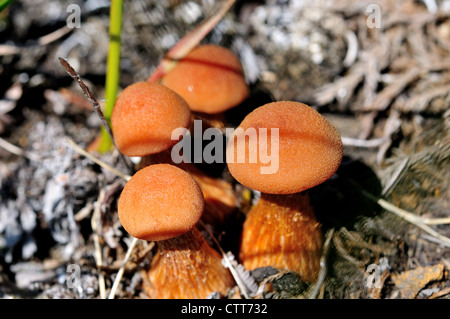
[226,101,343,194]
[118,164,204,241]
[160,44,250,114]
[111,81,191,157]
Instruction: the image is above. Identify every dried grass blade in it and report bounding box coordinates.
[58,57,130,169]
[148,0,236,82]
[64,137,131,182]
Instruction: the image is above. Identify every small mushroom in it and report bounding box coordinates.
[141,150,236,226]
[226,101,343,283]
[111,81,191,157]
[160,44,250,115]
[118,164,234,298]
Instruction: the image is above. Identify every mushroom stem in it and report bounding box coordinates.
[239,192,323,283]
[144,227,234,299]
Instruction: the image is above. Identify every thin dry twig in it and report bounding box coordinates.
[58,57,130,169]
[309,228,335,299]
[361,189,450,245]
[74,203,94,222]
[92,189,106,299]
[0,44,21,56]
[314,67,364,107]
[58,58,114,141]
[393,84,450,113]
[108,236,139,299]
[341,137,388,148]
[0,136,41,161]
[421,234,450,248]
[64,137,131,182]
[0,25,73,56]
[38,26,73,46]
[344,176,450,245]
[377,109,402,164]
[382,157,410,196]
[343,31,359,67]
[64,137,137,299]
[362,68,421,111]
[333,232,367,268]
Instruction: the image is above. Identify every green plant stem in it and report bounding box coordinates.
[99,0,123,152]
[0,0,15,13]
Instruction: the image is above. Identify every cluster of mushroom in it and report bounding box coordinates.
[112,44,248,299]
[111,44,343,299]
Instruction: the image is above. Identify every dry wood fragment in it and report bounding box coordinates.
[391,263,445,299]
[362,68,421,111]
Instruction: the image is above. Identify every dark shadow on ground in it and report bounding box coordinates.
[310,156,383,231]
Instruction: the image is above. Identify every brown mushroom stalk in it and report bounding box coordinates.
[239,192,323,284]
[144,227,234,299]
[226,101,343,283]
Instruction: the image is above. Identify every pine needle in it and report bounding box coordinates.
[357,183,450,245]
[309,228,334,299]
[108,236,139,299]
[0,136,40,161]
[92,189,106,299]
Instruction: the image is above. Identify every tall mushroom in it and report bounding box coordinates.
[118,164,234,298]
[226,101,343,283]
